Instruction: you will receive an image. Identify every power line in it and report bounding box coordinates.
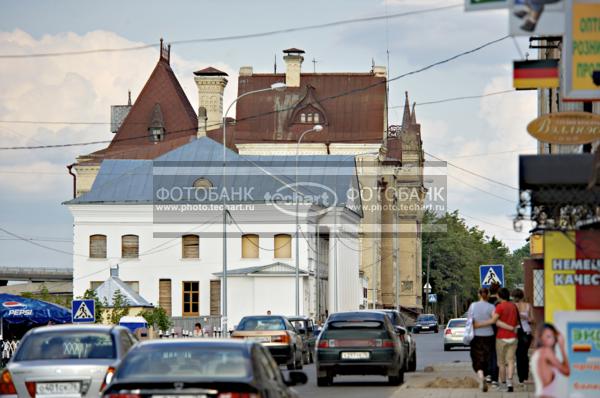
[0,4,461,59]
[390,89,517,108]
[0,34,510,151]
[447,174,516,203]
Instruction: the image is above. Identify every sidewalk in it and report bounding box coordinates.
[393,363,535,398]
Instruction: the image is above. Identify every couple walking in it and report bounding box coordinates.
[467,286,533,393]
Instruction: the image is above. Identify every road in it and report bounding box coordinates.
[290,331,471,397]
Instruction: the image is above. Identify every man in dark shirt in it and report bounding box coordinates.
[486,282,501,386]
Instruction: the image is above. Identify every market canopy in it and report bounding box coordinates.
[0,293,71,325]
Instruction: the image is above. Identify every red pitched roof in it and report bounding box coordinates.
[80,57,198,164]
[233,73,386,145]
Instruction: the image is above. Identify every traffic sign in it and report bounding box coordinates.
[428,294,437,303]
[480,264,504,288]
[72,299,95,323]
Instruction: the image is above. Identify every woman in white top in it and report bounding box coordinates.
[512,288,534,383]
[468,287,496,392]
[530,323,570,398]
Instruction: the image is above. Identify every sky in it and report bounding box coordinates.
[0,0,538,269]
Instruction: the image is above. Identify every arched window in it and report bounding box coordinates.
[314,113,320,123]
[182,234,199,258]
[300,113,306,123]
[274,234,292,259]
[89,235,107,259]
[241,234,259,258]
[121,234,139,258]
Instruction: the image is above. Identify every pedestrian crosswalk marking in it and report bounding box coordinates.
[483,268,501,286]
[73,301,93,320]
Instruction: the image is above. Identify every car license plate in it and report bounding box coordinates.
[36,382,80,395]
[422,326,429,329]
[341,352,370,360]
[248,336,271,342]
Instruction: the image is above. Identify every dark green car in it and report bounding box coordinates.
[315,311,405,387]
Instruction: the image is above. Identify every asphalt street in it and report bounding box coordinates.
[290,331,471,397]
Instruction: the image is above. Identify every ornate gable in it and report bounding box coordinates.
[288,85,328,127]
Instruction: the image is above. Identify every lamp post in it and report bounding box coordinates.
[221,82,286,335]
[295,124,323,316]
[423,282,432,314]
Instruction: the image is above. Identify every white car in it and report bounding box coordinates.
[0,324,136,398]
[443,318,468,351]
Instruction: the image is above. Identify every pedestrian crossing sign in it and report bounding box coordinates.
[71,299,95,323]
[479,264,504,288]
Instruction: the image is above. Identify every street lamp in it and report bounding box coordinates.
[295,124,324,316]
[221,82,286,335]
[423,282,432,314]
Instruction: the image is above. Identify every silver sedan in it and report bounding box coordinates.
[0,324,136,398]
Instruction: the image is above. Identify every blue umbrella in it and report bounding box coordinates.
[0,293,71,326]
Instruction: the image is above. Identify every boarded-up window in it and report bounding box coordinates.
[210,280,221,316]
[125,281,140,294]
[159,279,172,317]
[121,234,139,258]
[274,234,292,258]
[241,234,259,258]
[89,235,107,258]
[90,281,103,291]
[182,235,199,258]
[182,281,199,316]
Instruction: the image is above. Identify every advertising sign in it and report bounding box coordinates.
[554,311,600,398]
[544,231,600,323]
[563,0,600,101]
[527,112,600,144]
[465,0,509,11]
[510,0,565,36]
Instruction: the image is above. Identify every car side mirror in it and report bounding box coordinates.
[285,371,308,386]
[395,326,406,336]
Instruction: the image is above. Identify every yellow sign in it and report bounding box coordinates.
[545,231,576,323]
[530,233,544,257]
[564,0,600,100]
[527,112,600,144]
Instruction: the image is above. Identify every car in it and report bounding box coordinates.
[380,309,417,372]
[443,318,469,351]
[315,311,405,387]
[0,324,136,398]
[287,316,317,364]
[413,313,439,333]
[231,315,304,370]
[101,339,307,398]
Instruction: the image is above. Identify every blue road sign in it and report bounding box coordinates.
[480,264,505,288]
[428,293,438,303]
[71,299,95,323]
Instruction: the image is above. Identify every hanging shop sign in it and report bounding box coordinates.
[510,0,565,36]
[526,111,600,144]
[544,231,600,323]
[465,0,508,11]
[513,59,560,89]
[563,0,600,101]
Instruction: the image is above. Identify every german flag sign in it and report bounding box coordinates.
[513,59,559,90]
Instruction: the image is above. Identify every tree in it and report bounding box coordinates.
[81,289,104,324]
[138,306,172,331]
[108,290,130,325]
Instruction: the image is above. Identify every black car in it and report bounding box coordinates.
[315,311,405,387]
[413,313,439,333]
[380,309,417,372]
[287,316,317,364]
[102,339,307,398]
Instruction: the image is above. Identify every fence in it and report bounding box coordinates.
[1,340,19,368]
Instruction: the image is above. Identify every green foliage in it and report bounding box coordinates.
[81,289,104,324]
[21,284,72,308]
[138,306,172,331]
[108,290,130,325]
[422,210,528,323]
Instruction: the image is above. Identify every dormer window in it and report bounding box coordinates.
[300,113,306,123]
[289,85,328,127]
[296,110,323,125]
[148,103,166,142]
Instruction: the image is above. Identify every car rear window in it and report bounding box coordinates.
[14,331,115,361]
[418,315,436,322]
[117,346,250,380]
[448,319,467,328]
[321,321,389,339]
[237,317,285,331]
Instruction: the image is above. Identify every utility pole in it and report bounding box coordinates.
[425,247,431,313]
[393,205,399,311]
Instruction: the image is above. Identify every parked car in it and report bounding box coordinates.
[231,315,303,370]
[102,339,307,398]
[0,324,136,398]
[287,316,317,364]
[380,309,417,372]
[443,318,469,351]
[413,313,439,333]
[315,311,405,387]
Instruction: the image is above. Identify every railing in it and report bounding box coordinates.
[1,340,19,368]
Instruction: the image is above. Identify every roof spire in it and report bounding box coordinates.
[410,101,417,125]
[159,37,170,63]
[127,90,132,106]
[402,91,411,127]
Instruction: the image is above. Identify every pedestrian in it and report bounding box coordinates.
[512,288,534,384]
[513,0,562,32]
[468,287,496,392]
[192,322,203,337]
[486,282,501,387]
[494,288,520,392]
[530,323,570,398]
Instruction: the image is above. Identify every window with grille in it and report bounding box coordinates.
[533,269,544,307]
[274,234,291,258]
[121,234,139,258]
[182,281,199,316]
[182,234,199,258]
[89,235,107,258]
[242,234,259,258]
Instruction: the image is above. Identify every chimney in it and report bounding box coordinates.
[283,48,305,87]
[193,67,229,136]
[110,265,119,278]
[110,90,132,134]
